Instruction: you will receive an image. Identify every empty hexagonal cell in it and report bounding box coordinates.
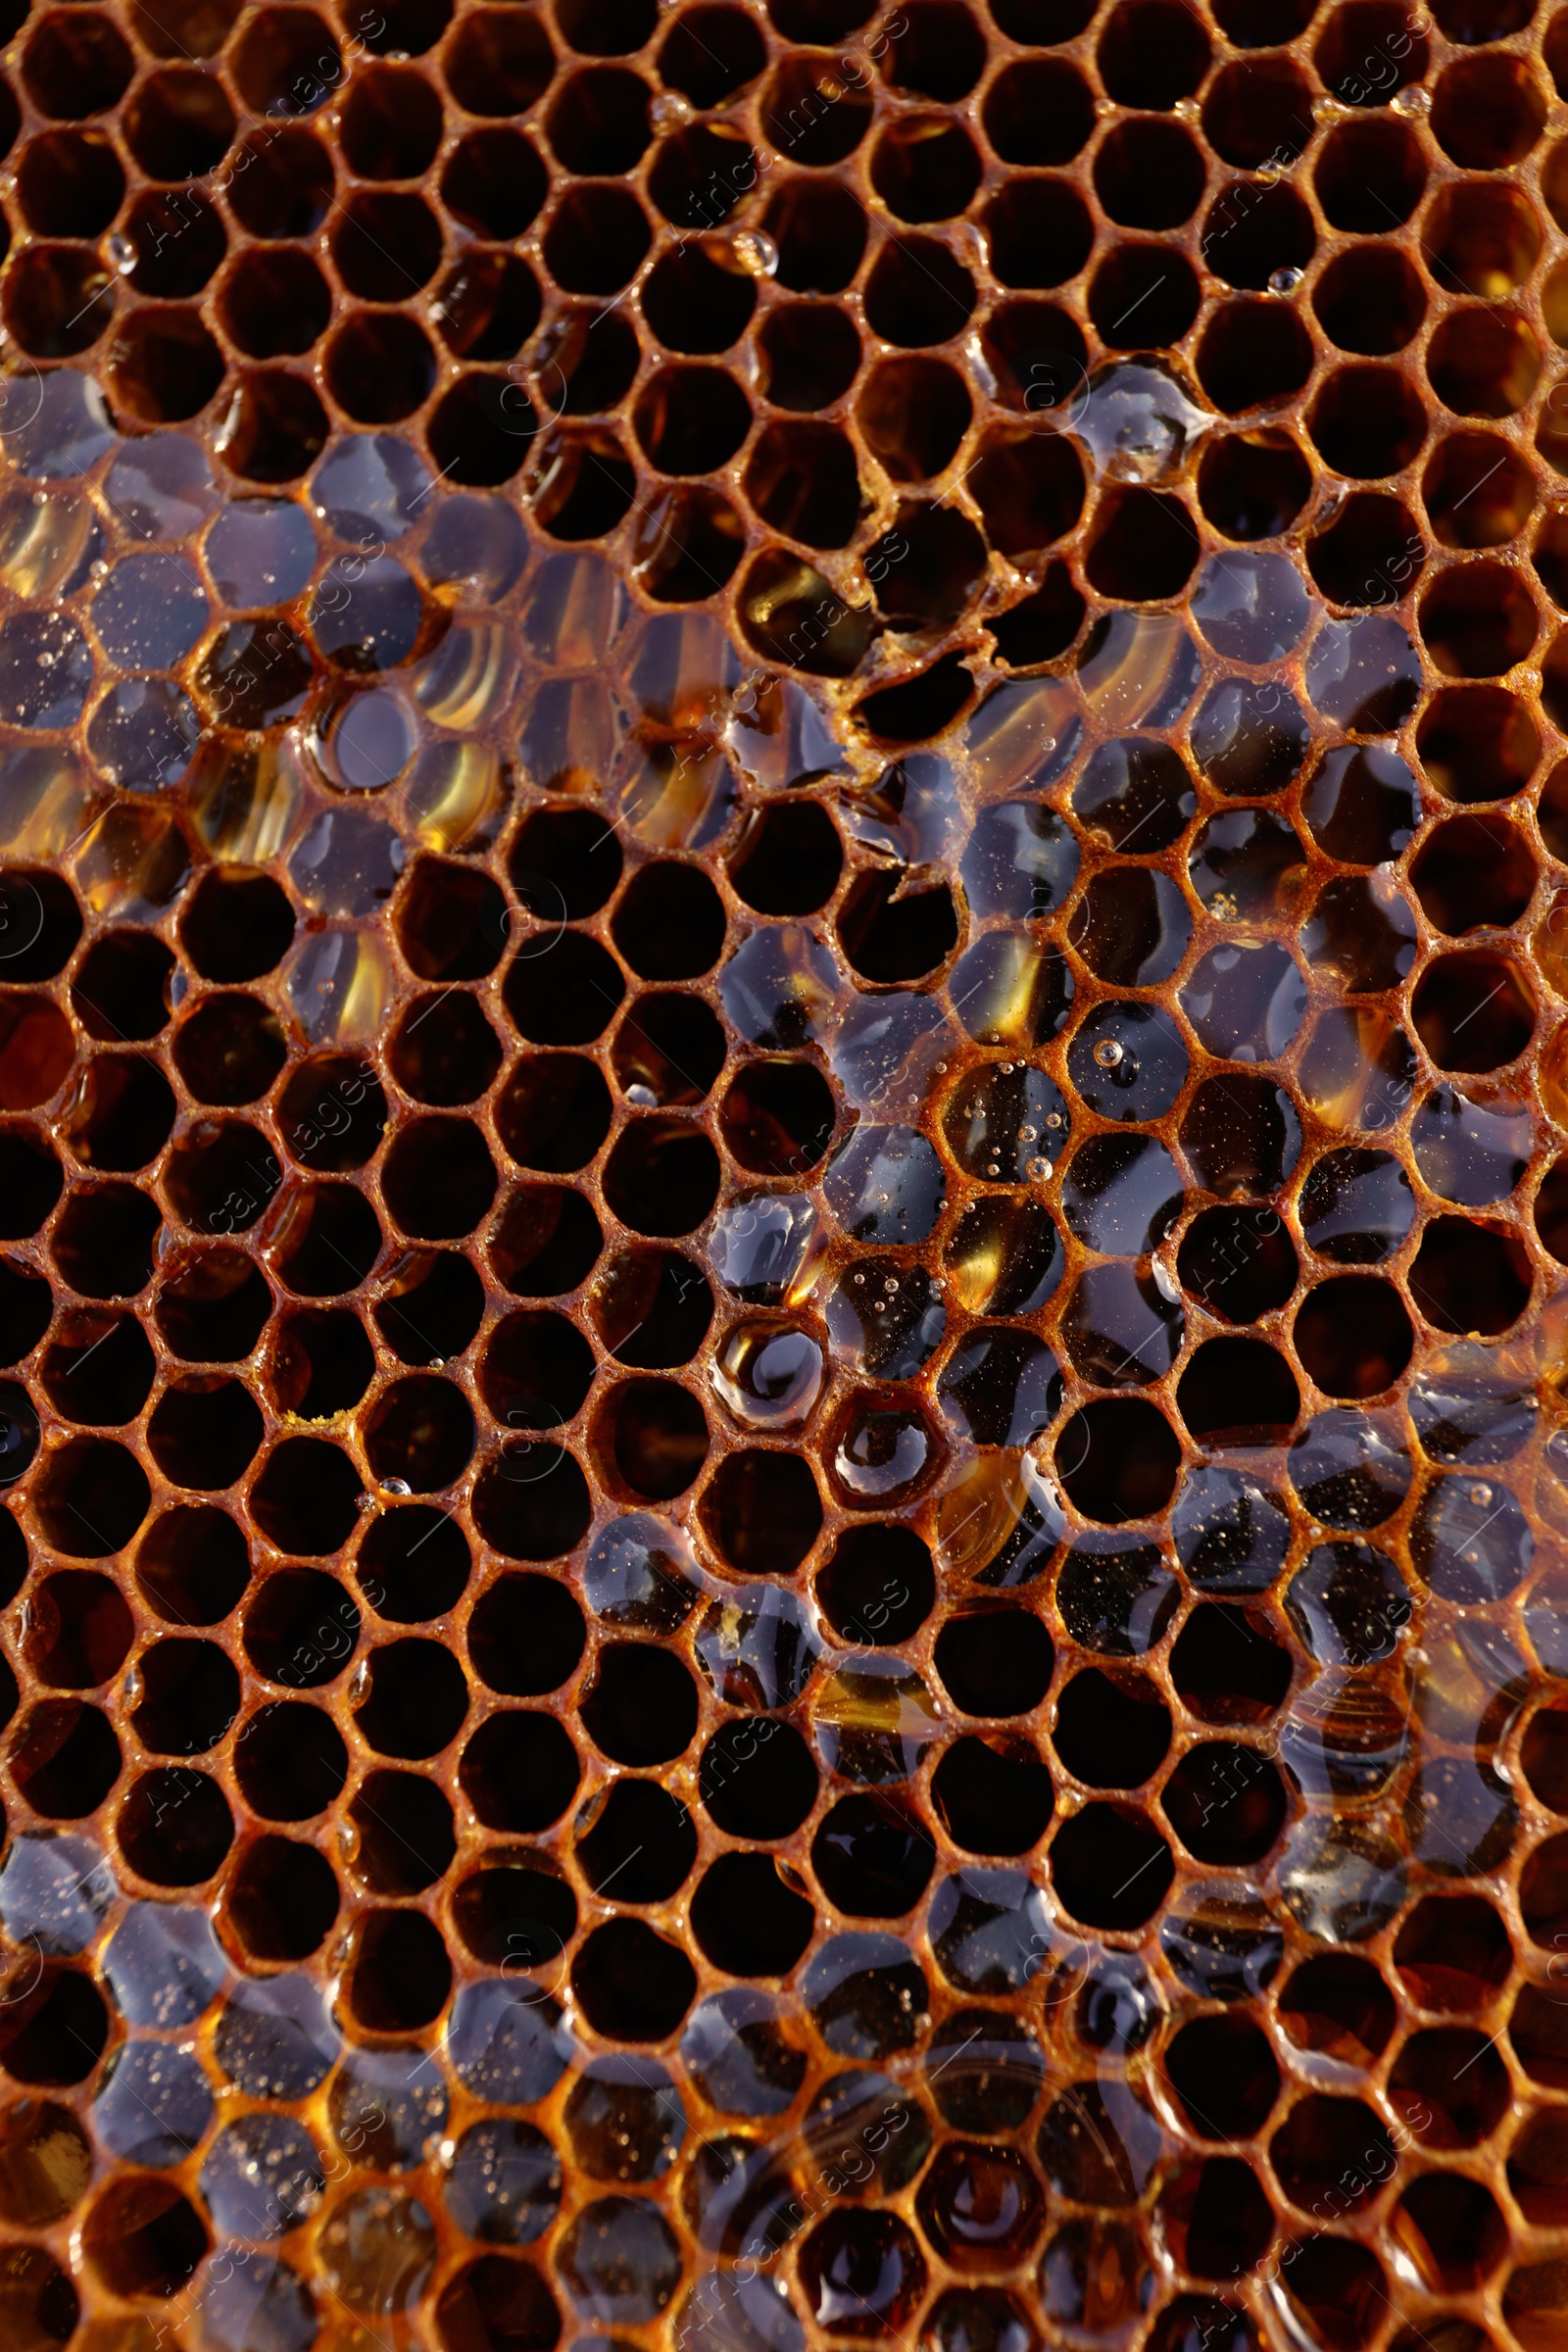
[1312,91,1425,232]
[1050,1802,1173,1932]
[1054,1396,1181,1526]
[354,1635,470,1762]
[649,0,757,87]
[38,1305,152,1424]
[714,1059,835,1177]
[168,995,282,1111]
[81,2175,209,2301]
[176,865,292,981]
[430,2256,562,2352]
[981,301,1082,429]
[1194,294,1306,414]
[381,1114,497,1240]
[1506,2107,1568,2228]
[249,1434,361,1554]
[1053,1666,1170,1790]
[0,1949,110,2093]
[1197,432,1313,548]
[1163,1740,1288,1866]
[966,428,1086,571]
[630,248,745,368]
[51,1192,164,1320]
[1203,172,1316,296]
[1413,814,1539,946]
[117,1761,235,1886]
[1424,431,1537,556]
[448,1865,573,1997]
[932,1733,1054,1859]
[232,1699,346,1823]
[22,12,134,119]
[225,1,335,111]
[438,124,547,243]
[1413,951,1536,1073]
[1303,491,1421,612]
[600,1114,721,1237]
[0,1124,61,1246]
[343,1907,452,2035]
[147,1377,265,1494]
[63,1054,178,1176]
[1165,2013,1280,2143]
[574,1788,698,1937]
[1410,1212,1533,1340]
[595,1376,710,1503]
[266,1184,381,1300]
[1396,2170,1508,2295]
[742,418,861,551]
[833,863,959,985]
[362,1373,475,1494]
[324,313,439,427]
[17,126,123,237]
[542,181,652,298]
[0,870,80,989]
[136,1504,250,1630]
[218,122,328,241]
[482,1187,600,1311]
[758,46,871,167]
[33,1435,148,1558]
[1088,249,1200,356]
[1163,2160,1282,2290]
[224,1835,340,1965]
[471,1429,593,1562]
[502,936,624,1058]
[385,995,502,1115]
[632,363,752,478]
[351,1503,466,1634]
[473,1310,589,1446]
[212,248,329,363]
[22,1571,132,1694]
[588,1250,714,1381]
[2,243,118,361]
[339,60,442,179]
[393,860,507,985]
[128,1651,235,1772]
[0,994,74,1113]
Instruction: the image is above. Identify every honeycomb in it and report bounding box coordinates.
[1,0,1568,2345]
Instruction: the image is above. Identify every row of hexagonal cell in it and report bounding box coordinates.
[0,787,1540,1068]
[0,831,1555,1115]
[5,0,1558,181]
[4,1854,1562,2312]
[0,1634,1505,1969]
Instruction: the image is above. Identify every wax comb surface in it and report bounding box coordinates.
[0,1,1565,2349]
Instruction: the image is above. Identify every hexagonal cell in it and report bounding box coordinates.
[23,14,136,120]
[16,126,123,237]
[218,249,333,363]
